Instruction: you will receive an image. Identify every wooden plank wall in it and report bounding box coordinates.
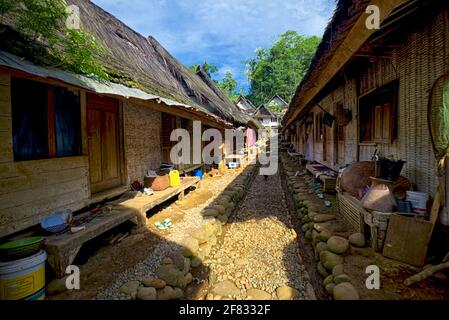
[0,74,90,237]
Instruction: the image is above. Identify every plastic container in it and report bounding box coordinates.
[0,250,47,300]
[406,191,429,214]
[0,237,44,262]
[192,168,203,180]
[169,170,181,187]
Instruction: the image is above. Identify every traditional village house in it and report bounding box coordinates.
[282,0,449,264]
[0,0,254,274]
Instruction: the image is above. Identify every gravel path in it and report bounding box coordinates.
[94,172,242,300]
[205,171,315,300]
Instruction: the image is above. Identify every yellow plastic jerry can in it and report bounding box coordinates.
[169,170,181,187]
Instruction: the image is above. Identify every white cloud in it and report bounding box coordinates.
[92,0,335,86]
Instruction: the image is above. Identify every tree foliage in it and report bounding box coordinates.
[246,30,320,109]
[188,61,218,78]
[217,71,239,102]
[188,61,240,102]
[1,0,108,80]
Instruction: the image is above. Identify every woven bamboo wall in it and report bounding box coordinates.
[303,10,448,196]
[123,101,162,185]
[357,10,449,195]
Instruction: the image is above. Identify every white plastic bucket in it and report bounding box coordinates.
[0,250,47,300]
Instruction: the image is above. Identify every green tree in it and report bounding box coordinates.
[188,61,218,78]
[246,30,320,110]
[218,71,238,100]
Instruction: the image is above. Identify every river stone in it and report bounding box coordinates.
[212,280,240,297]
[203,208,220,217]
[168,252,186,270]
[315,242,328,260]
[246,288,272,300]
[210,205,226,215]
[323,275,334,286]
[157,286,175,300]
[276,286,300,300]
[190,256,203,267]
[184,273,193,286]
[218,214,228,224]
[327,236,349,254]
[313,214,336,223]
[334,274,351,285]
[218,195,232,206]
[203,221,218,238]
[142,278,166,289]
[332,264,345,277]
[199,243,212,258]
[320,251,344,271]
[316,230,332,242]
[119,281,140,299]
[181,258,191,275]
[178,237,199,257]
[161,257,173,265]
[325,283,335,295]
[46,278,68,296]
[155,265,185,287]
[317,262,329,277]
[349,233,366,248]
[302,223,312,232]
[137,287,157,300]
[188,228,208,244]
[305,230,312,240]
[173,288,184,299]
[333,283,360,300]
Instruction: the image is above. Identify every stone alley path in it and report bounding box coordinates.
[204,171,315,300]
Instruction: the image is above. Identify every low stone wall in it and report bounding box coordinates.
[281,153,366,300]
[117,164,258,300]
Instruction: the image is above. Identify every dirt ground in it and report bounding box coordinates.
[51,165,449,300]
[51,173,233,300]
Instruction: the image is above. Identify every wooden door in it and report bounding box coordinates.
[87,93,122,194]
[161,112,176,163]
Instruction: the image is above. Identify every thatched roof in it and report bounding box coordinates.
[1,0,249,127]
[284,0,369,122]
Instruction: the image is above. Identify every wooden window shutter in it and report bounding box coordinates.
[382,102,392,142]
[373,105,383,141]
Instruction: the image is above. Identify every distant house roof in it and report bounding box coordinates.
[254,105,275,118]
[236,95,256,112]
[267,94,288,108]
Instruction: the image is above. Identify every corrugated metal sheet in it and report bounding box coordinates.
[0,51,233,126]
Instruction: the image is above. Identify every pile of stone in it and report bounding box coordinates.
[281,154,366,300]
[117,165,258,300]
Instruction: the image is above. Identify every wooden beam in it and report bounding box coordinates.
[285,0,409,127]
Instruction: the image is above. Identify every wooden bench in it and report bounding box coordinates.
[45,207,138,278]
[45,177,200,278]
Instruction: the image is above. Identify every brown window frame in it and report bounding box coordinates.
[11,77,82,161]
[358,81,398,144]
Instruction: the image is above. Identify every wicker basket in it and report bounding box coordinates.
[336,191,366,233]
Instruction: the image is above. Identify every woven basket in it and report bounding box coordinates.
[336,191,366,233]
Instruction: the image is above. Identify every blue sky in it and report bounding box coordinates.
[91,0,336,90]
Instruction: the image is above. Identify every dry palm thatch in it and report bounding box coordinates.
[69,0,251,126]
